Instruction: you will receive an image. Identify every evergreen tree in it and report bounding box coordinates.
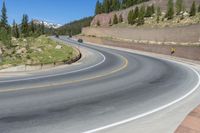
[30,20,35,34]
[103,0,111,13]
[176,0,183,15]
[156,6,161,23]
[151,4,155,14]
[198,4,200,12]
[12,20,20,38]
[95,0,103,15]
[190,1,196,16]
[111,0,120,11]
[113,14,118,24]
[15,24,20,38]
[128,10,134,25]
[0,1,11,47]
[134,6,139,19]
[41,21,45,34]
[145,6,152,17]
[12,20,16,37]
[21,14,29,37]
[0,27,11,48]
[165,0,174,20]
[119,14,123,23]
[128,6,139,25]
[1,1,8,28]
[137,5,145,26]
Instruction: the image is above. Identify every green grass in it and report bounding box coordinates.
[0,36,77,67]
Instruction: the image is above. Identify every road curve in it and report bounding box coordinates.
[0,36,199,133]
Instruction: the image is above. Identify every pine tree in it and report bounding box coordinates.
[151,4,155,14]
[21,14,29,37]
[103,0,111,13]
[156,6,161,23]
[0,1,11,47]
[119,14,123,23]
[111,0,120,11]
[1,1,8,28]
[128,6,139,25]
[176,0,183,15]
[128,10,134,25]
[113,14,118,24]
[12,20,20,38]
[198,4,200,12]
[41,21,45,34]
[145,6,152,17]
[95,0,103,15]
[15,24,20,38]
[134,6,139,19]
[30,20,35,34]
[165,0,174,20]
[12,20,16,37]
[190,1,196,16]
[137,5,145,26]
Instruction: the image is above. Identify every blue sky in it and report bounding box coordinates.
[0,0,97,25]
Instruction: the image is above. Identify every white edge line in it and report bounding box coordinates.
[0,45,106,83]
[83,46,200,133]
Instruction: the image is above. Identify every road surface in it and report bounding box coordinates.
[0,36,199,133]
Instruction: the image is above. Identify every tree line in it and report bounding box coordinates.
[96,0,200,26]
[95,0,149,15]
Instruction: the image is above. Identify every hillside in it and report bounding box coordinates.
[91,0,200,26]
[57,17,93,35]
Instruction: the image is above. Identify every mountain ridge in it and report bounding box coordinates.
[32,19,62,29]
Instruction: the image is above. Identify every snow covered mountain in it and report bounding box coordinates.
[32,19,62,29]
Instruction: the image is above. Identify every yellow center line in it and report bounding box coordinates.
[0,55,128,93]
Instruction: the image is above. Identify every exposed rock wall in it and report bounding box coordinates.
[82,24,200,43]
[76,35,200,61]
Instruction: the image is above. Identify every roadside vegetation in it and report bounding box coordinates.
[0,36,76,67]
[0,1,77,68]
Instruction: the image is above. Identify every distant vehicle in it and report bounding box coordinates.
[55,34,59,38]
[78,39,83,43]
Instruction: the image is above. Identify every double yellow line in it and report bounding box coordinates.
[0,55,128,93]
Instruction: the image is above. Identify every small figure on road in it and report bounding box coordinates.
[171,47,176,55]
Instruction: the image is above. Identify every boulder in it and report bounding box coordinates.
[55,45,62,49]
[36,48,42,52]
[16,48,27,54]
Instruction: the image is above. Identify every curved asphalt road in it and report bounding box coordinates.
[0,36,199,133]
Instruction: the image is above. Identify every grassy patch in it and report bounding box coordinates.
[0,36,77,67]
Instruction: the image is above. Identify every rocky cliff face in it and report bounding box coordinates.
[91,0,200,27]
